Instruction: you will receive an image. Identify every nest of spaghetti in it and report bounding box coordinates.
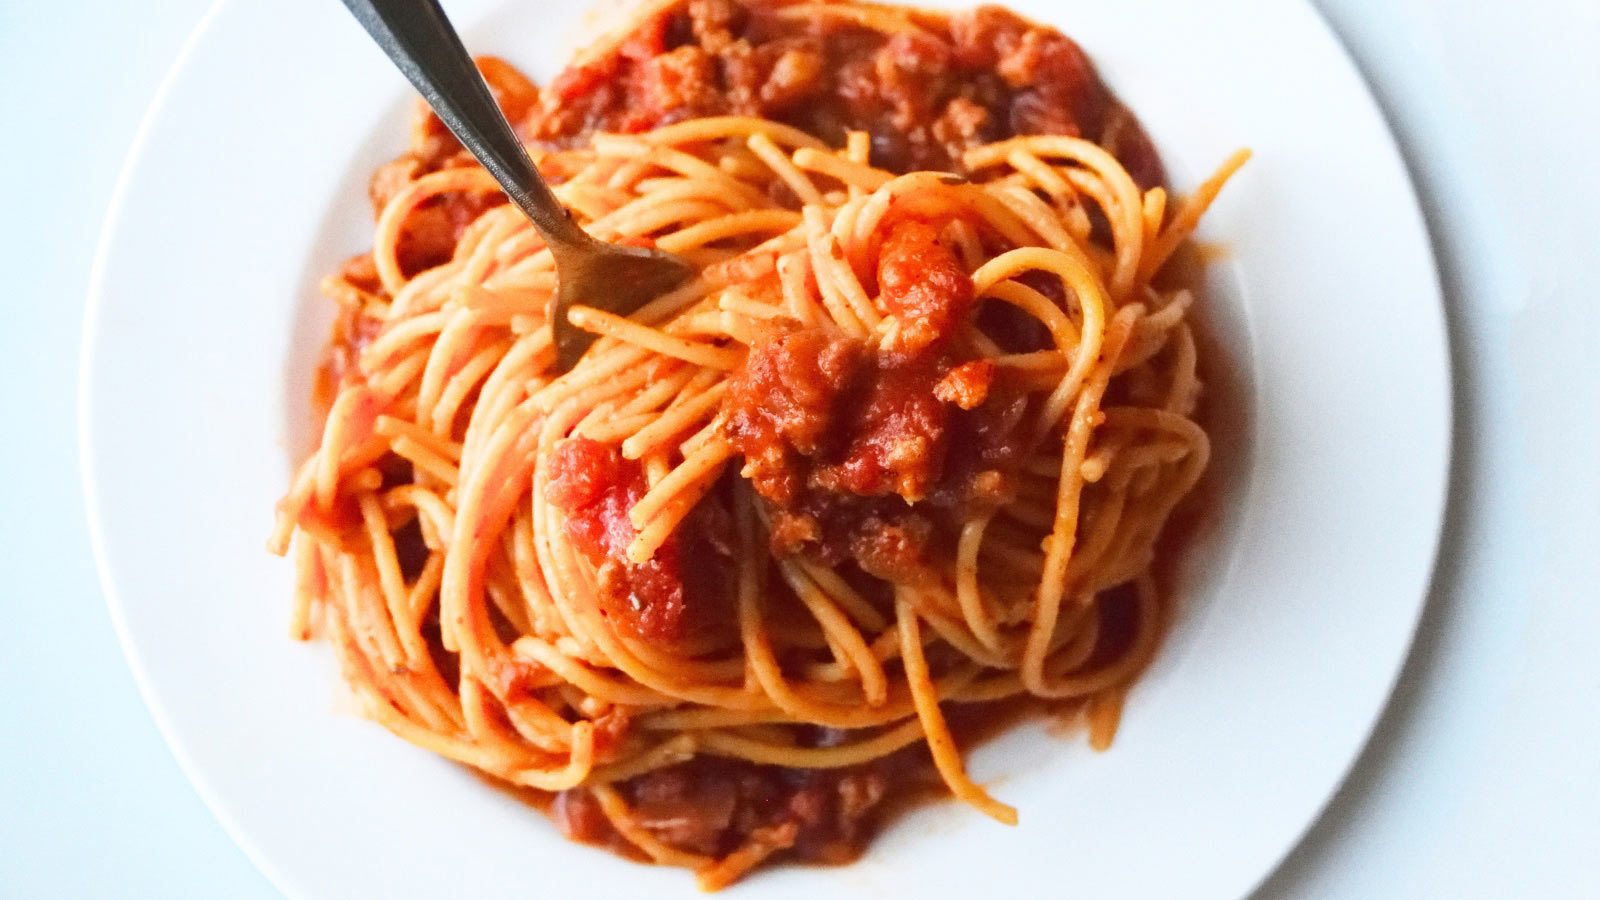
[272,114,1245,888]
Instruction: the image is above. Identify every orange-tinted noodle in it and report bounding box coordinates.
[273,0,1246,889]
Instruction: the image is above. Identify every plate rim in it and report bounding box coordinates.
[77,0,303,894]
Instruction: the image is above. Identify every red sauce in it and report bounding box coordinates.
[545,437,734,645]
[526,0,1163,183]
[809,352,948,500]
[317,0,1180,877]
[725,339,1029,580]
[314,298,383,415]
[721,220,980,510]
[553,741,936,864]
[877,220,976,353]
[720,328,865,505]
[542,195,1048,868]
[720,209,1031,582]
[350,56,539,282]
[322,0,1164,395]
[545,437,648,561]
[933,359,994,409]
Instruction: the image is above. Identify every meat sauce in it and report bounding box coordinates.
[544,697,1058,870]
[545,436,735,646]
[530,0,1163,183]
[553,751,925,865]
[325,0,1163,386]
[323,0,1169,872]
[720,218,1025,584]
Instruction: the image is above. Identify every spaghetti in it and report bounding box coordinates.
[273,0,1246,889]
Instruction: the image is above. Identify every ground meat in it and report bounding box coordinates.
[931,94,994,149]
[838,508,936,582]
[628,45,727,128]
[934,359,994,409]
[722,329,865,503]
[719,203,1017,575]
[524,0,1163,183]
[871,32,954,133]
[757,43,825,109]
[319,1,1170,881]
[364,143,505,279]
[723,332,954,502]
[722,318,1031,563]
[628,764,743,855]
[554,753,914,865]
[552,789,627,855]
[685,0,747,53]
[809,354,949,500]
[877,220,976,354]
[722,328,980,574]
[722,215,977,522]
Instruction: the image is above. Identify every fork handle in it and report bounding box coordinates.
[339,0,593,253]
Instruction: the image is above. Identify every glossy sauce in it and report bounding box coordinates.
[317,0,1185,874]
[528,0,1163,182]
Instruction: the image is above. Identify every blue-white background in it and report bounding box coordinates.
[2,1,1595,896]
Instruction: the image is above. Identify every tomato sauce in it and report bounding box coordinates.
[528,0,1163,183]
[546,437,735,645]
[321,0,1173,872]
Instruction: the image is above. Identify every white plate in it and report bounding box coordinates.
[81,1,1449,897]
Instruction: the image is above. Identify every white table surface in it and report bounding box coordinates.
[2,1,1595,896]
